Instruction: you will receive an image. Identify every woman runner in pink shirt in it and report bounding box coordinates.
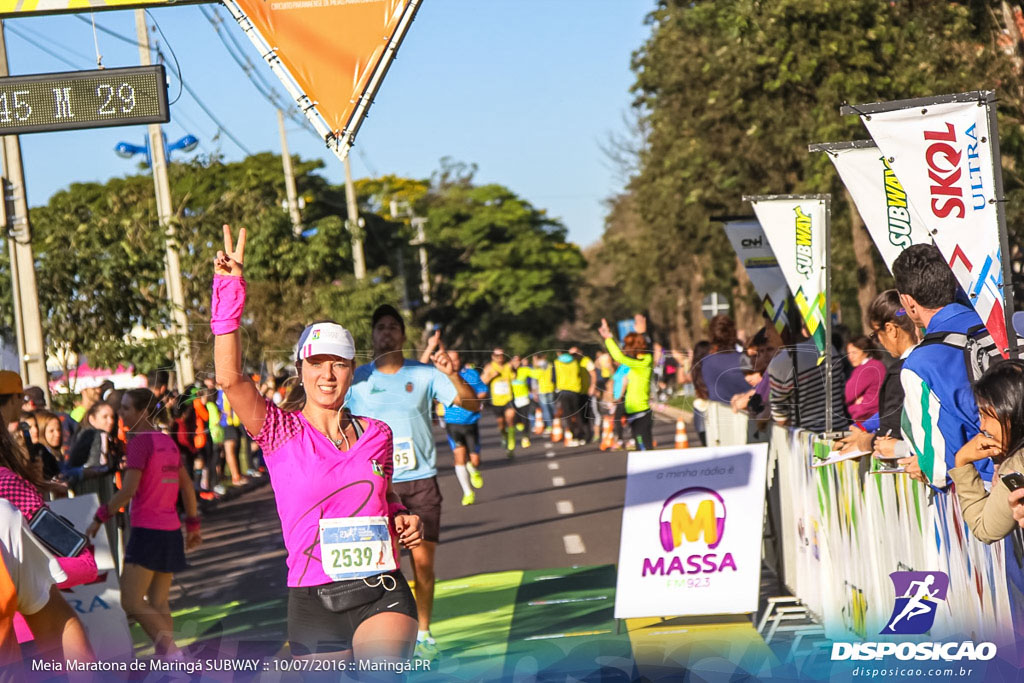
[211,225,423,664]
[85,388,201,657]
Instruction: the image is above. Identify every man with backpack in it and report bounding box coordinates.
[893,244,997,486]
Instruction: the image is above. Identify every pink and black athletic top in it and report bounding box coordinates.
[125,432,183,531]
[250,400,395,588]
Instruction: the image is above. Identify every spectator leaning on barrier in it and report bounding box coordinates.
[843,336,886,425]
[949,361,1024,544]
[837,289,920,457]
[892,244,993,485]
[767,321,849,433]
[700,315,752,407]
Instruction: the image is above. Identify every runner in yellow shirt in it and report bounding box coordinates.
[480,348,518,457]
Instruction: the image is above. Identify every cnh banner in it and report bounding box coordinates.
[823,144,930,273]
[723,220,791,332]
[613,444,768,619]
[227,0,420,159]
[0,0,197,17]
[749,196,829,353]
[853,93,1011,352]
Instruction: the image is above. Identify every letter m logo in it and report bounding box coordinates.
[671,500,719,548]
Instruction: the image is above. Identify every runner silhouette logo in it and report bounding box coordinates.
[881,571,949,635]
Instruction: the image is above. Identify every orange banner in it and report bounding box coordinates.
[232,0,416,140]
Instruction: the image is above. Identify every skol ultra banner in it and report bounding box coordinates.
[723,220,791,332]
[0,0,194,17]
[857,96,1010,351]
[228,0,420,157]
[825,146,931,273]
[750,197,828,353]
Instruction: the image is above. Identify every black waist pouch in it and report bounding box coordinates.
[316,575,387,613]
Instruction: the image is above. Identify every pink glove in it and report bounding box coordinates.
[211,274,247,335]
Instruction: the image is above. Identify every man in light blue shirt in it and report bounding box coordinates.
[346,305,480,660]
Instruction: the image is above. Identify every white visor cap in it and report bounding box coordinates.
[295,322,356,362]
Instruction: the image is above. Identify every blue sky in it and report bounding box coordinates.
[5,0,653,247]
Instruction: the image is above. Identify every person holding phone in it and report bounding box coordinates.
[85,388,201,658]
[949,361,1024,544]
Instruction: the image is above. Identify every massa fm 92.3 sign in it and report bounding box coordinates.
[0,65,169,135]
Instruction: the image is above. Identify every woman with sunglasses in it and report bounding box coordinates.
[836,290,919,460]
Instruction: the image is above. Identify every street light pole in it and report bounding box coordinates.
[136,10,193,393]
[0,21,49,399]
[277,109,303,237]
[343,157,366,280]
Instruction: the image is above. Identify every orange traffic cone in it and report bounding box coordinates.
[675,417,689,449]
[533,408,545,434]
[600,415,614,451]
[551,417,563,443]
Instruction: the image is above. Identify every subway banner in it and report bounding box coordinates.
[723,220,791,332]
[614,444,768,619]
[852,94,1010,352]
[824,144,931,272]
[224,0,421,161]
[749,196,829,354]
[0,0,199,17]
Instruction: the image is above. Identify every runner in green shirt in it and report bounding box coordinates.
[599,316,654,450]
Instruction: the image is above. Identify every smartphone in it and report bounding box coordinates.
[28,507,87,557]
[1001,472,1024,493]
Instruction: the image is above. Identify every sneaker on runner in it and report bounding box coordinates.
[469,469,484,489]
[521,436,531,449]
[415,634,440,660]
[506,448,515,459]
[461,491,475,506]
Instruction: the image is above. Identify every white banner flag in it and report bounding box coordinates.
[749,197,829,353]
[859,98,1009,351]
[826,146,931,272]
[723,220,791,332]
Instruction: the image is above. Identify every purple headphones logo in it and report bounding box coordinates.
[658,487,726,552]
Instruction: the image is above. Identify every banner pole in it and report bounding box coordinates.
[824,195,833,433]
[986,94,1019,359]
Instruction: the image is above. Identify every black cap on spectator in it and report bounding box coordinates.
[23,386,45,406]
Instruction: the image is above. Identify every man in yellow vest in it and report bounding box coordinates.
[554,347,596,446]
[529,356,557,434]
[480,348,518,457]
[510,355,533,449]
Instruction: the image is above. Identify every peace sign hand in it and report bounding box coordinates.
[215,224,246,277]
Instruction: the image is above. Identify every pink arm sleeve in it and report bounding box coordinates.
[211,275,247,335]
[56,546,98,589]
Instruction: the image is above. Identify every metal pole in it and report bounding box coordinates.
[0,22,49,398]
[411,216,430,304]
[343,157,367,280]
[824,196,833,434]
[277,109,303,237]
[986,95,1019,358]
[137,10,193,393]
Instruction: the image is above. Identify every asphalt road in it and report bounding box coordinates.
[164,414,681,649]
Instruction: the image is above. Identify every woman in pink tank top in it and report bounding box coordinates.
[85,388,201,658]
[211,225,423,663]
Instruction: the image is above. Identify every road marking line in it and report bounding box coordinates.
[562,534,585,554]
[547,462,559,470]
[524,629,612,641]
[544,443,553,449]
[556,500,574,515]
[529,595,605,606]
[545,450,555,458]
[552,476,565,487]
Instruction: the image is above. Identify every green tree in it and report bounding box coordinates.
[596,0,1021,346]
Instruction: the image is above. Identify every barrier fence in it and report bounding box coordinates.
[767,425,1024,662]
